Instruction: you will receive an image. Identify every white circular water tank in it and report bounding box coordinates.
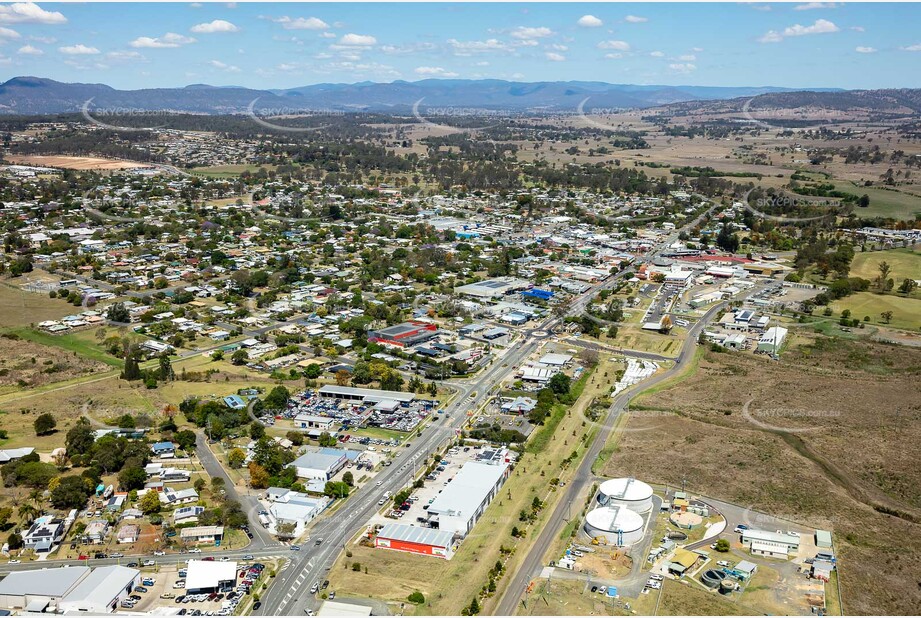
[597,477,653,513]
[584,506,644,546]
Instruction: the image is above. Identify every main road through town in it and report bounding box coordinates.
[257,200,723,615]
[494,283,765,616]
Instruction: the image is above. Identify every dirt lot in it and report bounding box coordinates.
[7,154,149,170]
[0,332,108,389]
[0,280,76,328]
[604,335,921,614]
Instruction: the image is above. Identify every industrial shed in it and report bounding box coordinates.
[0,566,90,611]
[58,565,140,614]
[375,523,455,559]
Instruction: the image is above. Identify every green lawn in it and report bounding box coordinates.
[830,181,921,220]
[831,292,921,331]
[849,248,921,289]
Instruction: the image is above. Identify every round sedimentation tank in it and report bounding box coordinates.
[669,511,703,529]
[597,477,654,513]
[719,579,735,595]
[700,569,727,589]
[583,505,645,546]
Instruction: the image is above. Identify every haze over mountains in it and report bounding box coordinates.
[0,76,850,116]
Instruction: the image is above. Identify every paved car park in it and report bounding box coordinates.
[128,560,267,615]
[367,446,482,527]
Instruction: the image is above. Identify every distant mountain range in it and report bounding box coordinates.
[0,76,853,116]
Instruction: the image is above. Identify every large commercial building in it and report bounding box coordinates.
[425,461,509,537]
[58,565,140,614]
[0,566,90,611]
[455,278,530,299]
[375,523,456,559]
[317,385,415,405]
[288,447,349,481]
[0,565,141,614]
[368,321,438,347]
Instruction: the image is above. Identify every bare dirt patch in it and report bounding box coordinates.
[7,154,148,170]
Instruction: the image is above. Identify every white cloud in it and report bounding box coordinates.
[339,33,376,46]
[59,43,99,55]
[320,32,336,39]
[513,39,538,48]
[850,26,865,32]
[854,46,877,53]
[448,38,509,56]
[547,43,568,51]
[131,33,196,48]
[678,54,697,61]
[191,19,239,34]
[577,15,603,28]
[691,47,704,52]
[381,42,436,55]
[598,40,630,51]
[0,26,21,40]
[604,53,624,59]
[795,2,840,10]
[414,66,458,77]
[273,16,329,31]
[510,26,553,40]
[545,51,566,62]
[0,3,66,25]
[759,19,839,42]
[17,44,42,55]
[208,59,240,72]
[750,4,773,11]
[900,43,921,51]
[106,50,145,61]
[624,15,648,23]
[668,62,696,74]
[649,50,665,57]
[784,18,840,36]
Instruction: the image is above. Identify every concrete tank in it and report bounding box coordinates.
[597,477,654,513]
[583,505,644,546]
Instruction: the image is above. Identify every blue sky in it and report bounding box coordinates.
[1,2,919,89]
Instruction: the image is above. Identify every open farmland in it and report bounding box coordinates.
[6,154,149,170]
[603,336,921,615]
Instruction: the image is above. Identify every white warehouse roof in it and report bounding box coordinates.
[185,560,238,591]
[427,461,507,520]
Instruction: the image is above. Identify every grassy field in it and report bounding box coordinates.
[3,326,125,368]
[849,247,921,287]
[828,180,921,220]
[190,164,276,178]
[605,336,921,615]
[656,578,744,615]
[830,292,921,331]
[0,281,75,328]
